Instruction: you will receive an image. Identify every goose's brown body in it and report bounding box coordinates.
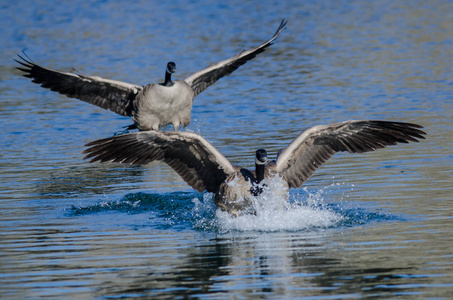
[132,81,194,130]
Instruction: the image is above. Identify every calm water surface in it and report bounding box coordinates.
[1,0,452,299]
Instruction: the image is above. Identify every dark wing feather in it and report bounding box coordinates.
[83,131,236,193]
[273,120,426,188]
[184,19,287,97]
[15,54,142,117]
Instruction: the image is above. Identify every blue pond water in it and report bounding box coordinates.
[1,0,452,299]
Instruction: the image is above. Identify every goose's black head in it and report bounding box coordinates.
[255,149,268,165]
[166,62,176,74]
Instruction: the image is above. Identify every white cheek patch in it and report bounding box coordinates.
[255,157,267,165]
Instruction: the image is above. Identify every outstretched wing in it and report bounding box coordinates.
[83,131,236,193]
[15,54,142,117]
[185,19,287,97]
[272,120,426,188]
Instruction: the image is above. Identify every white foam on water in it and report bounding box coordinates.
[191,175,344,232]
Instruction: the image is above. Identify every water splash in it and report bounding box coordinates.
[69,179,396,232]
[192,175,344,232]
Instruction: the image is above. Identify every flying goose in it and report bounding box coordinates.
[83,120,426,216]
[15,20,287,131]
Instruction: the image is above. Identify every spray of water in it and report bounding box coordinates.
[191,174,344,232]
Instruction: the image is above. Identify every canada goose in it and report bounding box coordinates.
[83,120,426,216]
[15,20,287,131]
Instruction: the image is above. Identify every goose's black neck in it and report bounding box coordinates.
[251,149,267,196]
[163,71,173,86]
[255,164,265,184]
[251,164,266,196]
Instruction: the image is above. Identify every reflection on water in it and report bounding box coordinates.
[1,0,453,298]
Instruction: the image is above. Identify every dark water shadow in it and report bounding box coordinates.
[69,191,200,216]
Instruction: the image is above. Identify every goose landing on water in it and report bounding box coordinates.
[83,120,426,216]
[15,20,287,131]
